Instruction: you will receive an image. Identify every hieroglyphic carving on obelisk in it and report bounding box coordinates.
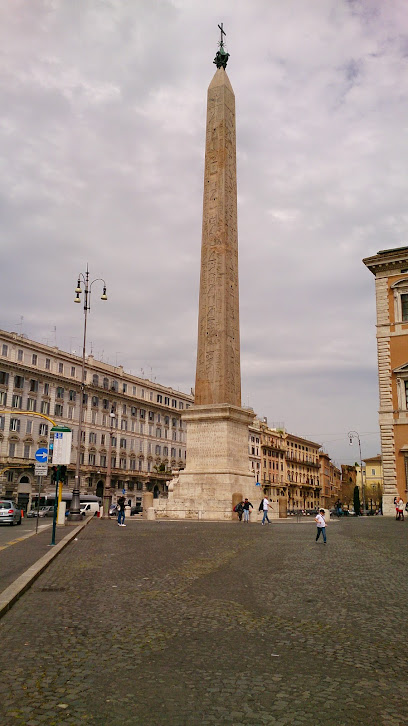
[195,27,241,408]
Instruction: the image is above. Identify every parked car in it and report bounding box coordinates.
[109,504,118,516]
[130,505,143,516]
[0,500,22,526]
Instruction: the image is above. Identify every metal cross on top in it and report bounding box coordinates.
[213,22,229,69]
[218,22,226,47]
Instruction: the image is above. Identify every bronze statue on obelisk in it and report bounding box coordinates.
[165,25,257,520]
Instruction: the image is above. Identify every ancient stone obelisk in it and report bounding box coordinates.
[166,26,256,519]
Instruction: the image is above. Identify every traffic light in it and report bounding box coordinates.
[51,466,58,482]
[60,466,67,483]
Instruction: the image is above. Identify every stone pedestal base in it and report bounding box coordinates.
[382,486,399,517]
[163,403,260,520]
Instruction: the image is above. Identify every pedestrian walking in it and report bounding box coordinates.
[396,497,405,521]
[117,495,126,526]
[261,497,271,525]
[242,498,253,523]
[315,508,327,544]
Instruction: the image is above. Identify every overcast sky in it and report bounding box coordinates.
[1,0,407,466]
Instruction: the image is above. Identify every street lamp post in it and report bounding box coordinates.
[102,409,115,518]
[348,430,367,515]
[70,265,107,521]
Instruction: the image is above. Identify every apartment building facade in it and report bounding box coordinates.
[363,246,408,514]
[253,421,322,516]
[0,329,193,511]
[318,451,341,509]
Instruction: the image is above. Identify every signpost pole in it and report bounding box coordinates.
[51,466,60,546]
[35,475,43,535]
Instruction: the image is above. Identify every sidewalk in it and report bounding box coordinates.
[0,517,407,726]
[0,518,91,617]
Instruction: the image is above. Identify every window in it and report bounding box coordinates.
[122,404,127,415]
[0,371,9,385]
[156,428,162,438]
[172,418,177,428]
[45,358,51,370]
[26,420,32,434]
[29,379,38,392]
[39,423,48,436]
[149,392,153,401]
[402,294,408,321]
[122,384,127,393]
[12,394,22,409]
[131,406,137,416]
[121,419,128,431]
[164,396,170,406]
[163,446,168,456]
[120,438,127,449]
[120,457,126,469]
[91,396,99,408]
[9,442,16,457]
[18,349,23,362]
[10,418,20,432]
[148,411,154,422]
[103,377,109,390]
[0,415,4,431]
[68,407,74,419]
[40,400,50,415]
[172,399,177,408]
[179,402,184,410]
[58,363,64,374]
[140,423,144,435]
[32,354,37,365]
[69,390,76,402]
[27,398,36,412]
[164,416,169,426]
[88,453,96,466]
[92,374,99,386]
[71,367,76,377]
[24,444,31,459]
[2,344,8,356]
[130,459,136,470]
[44,383,49,395]
[100,455,107,467]
[140,409,145,419]
[0,391,6,405]
[14,375,24,389]
[89,432,97,444]
[54,403,63,416]
[56,387,64,399]
[112,436,117,447]
[111,380,118,392]
[157,394,162,403]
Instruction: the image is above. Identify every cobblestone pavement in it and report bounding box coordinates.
[0,517,407,726]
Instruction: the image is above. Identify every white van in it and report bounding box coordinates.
[80,501,101,517]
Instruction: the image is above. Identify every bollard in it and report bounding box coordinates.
[21,510,24,519]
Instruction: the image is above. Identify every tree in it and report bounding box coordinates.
[353,485,361,516]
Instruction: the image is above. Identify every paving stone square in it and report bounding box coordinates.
[0,517,407,726]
